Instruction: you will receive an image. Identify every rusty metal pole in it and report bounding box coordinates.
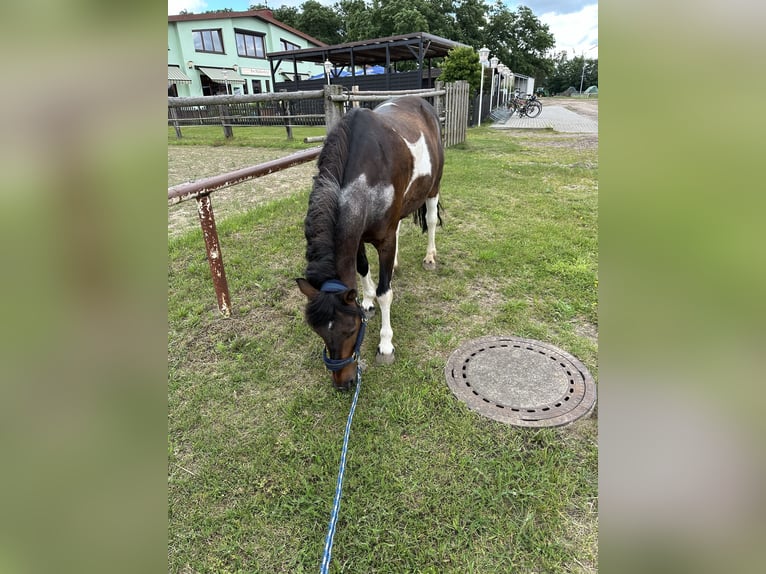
[195,193,231,317]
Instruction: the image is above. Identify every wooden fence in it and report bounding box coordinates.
[168,83,469,315]
[442,81,470,147]
[168,82,469,147]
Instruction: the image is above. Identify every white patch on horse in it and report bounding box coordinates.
[376,101,398,110]
[402,133,432,196]
[328,321,333,331]
[339,173,395,216]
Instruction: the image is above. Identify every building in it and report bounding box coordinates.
[168,9,326,97]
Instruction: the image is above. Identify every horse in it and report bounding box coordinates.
[296,95,445,390]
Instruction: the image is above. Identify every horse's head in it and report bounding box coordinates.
[296,278,365,391]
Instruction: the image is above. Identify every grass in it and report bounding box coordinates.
[168,125,326,150]
[168,124,598,573]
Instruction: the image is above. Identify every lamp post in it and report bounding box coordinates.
[488,56,499,113]
[497,64,507,108]
[323,59,333,86]
[477,47,489,126]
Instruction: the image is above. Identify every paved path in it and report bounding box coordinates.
[491,105,598,133]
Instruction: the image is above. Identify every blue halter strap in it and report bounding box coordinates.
[319,279,349,294]
[319,280,367,372]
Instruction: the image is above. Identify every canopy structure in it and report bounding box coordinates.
[168,66,192,84]
[268,32,467,91]
[198,67,246,84]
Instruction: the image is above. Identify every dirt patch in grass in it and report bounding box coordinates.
[168,146,316,238]
[545,96,599,120]
[514,131,598,152]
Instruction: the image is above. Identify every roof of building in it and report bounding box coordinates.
[168,9,326,48]
[267,32,467,67]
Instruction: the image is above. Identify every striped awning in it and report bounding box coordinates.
[168,66,192,84]
[198,67,246,84]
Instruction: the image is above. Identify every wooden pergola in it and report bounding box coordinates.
[268,32,467,91]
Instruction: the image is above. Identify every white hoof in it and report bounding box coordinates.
[375,349,396,365]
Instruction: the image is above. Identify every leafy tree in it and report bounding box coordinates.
[452,0,487,47]
[258,0,558,85]
[269,6,300,29]
[439,45,482,94]
[484,3,554,80]
[337,0,378,41]
[297,1,344,44]
[546,54,598,95]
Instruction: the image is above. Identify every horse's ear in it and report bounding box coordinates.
[343,289,357,305]
[296,278,318,299]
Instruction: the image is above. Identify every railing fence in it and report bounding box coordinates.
[168,83,470,315]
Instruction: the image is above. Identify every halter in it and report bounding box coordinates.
[319,280,367,372]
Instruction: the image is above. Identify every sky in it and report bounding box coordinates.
[168,1,597,58]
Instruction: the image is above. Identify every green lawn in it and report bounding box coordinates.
[168,124,598,573]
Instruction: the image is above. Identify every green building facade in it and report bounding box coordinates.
[168,10,326,97]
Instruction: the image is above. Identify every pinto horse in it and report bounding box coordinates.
[296,96,444,390]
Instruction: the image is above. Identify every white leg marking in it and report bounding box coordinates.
[377,288,394,357]
[423,194,439,270]
[360,270,376,311]
[394,221,401,270]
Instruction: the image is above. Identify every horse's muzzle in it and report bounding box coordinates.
[332,368,356,392]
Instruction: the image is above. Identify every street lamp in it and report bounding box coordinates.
[477,47,489,126]
[497,64,507,108]
[488,56,499,113]
[323,59,333,85]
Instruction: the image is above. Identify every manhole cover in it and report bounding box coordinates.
[445,336,596,427]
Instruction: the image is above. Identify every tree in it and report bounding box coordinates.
[483,3,554,80]
[546,54,598,95]
[337,0,378,41]
[439,46,481,94]
[452,0,487,47]
[270,6,300,29]
[297,1,344,45]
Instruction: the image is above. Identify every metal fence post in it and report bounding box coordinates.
[195,194,231,317]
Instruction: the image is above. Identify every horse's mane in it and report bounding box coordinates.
[303,110,356,289]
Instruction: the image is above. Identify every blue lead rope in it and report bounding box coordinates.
[319,363,362,574]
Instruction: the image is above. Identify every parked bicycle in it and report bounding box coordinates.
[508,92,542,118]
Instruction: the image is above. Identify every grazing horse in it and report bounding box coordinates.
[296,96,444,390]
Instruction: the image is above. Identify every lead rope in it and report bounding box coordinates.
[320,362,362,574]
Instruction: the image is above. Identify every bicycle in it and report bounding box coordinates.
[509,92,542,118]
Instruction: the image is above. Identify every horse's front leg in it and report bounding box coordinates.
[423,194,440,270]
[374,238,397,365]
[356,243,377,316]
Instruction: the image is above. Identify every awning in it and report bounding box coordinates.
[168,66,192,84]
[198,67,246,84]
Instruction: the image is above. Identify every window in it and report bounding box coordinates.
[193,29,224,54]
[235,30,265,59]
[280,39,300,51]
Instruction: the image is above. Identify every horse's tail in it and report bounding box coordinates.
[413,200,443,233]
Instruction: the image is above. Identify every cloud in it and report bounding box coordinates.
[539,4,598,57]
[168,1,209,15]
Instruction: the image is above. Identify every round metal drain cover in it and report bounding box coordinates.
[445,336,596,427]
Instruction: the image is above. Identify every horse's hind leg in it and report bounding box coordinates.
[423,194,440,271]
[356,243,376,316]
[393,220,401,270]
